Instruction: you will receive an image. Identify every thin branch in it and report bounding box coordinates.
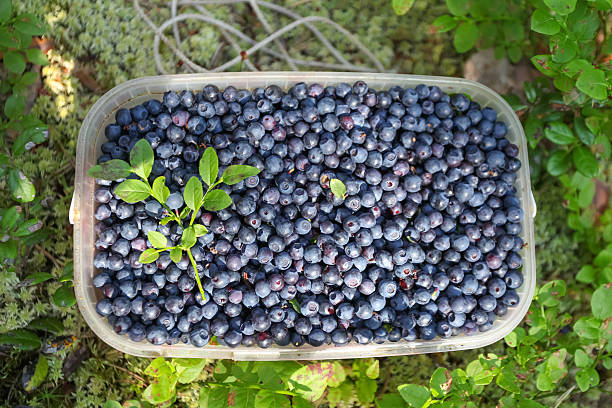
[106,363,147,383]
[35,244,62,269]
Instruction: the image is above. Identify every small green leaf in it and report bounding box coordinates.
[139,248,160,264]
[1,206,20,230]
[0,329,41,350]
[13,218,41,236]
[575,367,599,391]
[545,122,576,145]
[546,150,571,176]
[356,377,377,403]
[221,165,261,185]
[199,147,218,187]
[193,224,208,237]
[202,189,232,211]
[151,176,170,203]
[289,362,335,401]
[88,159,132,180]
[25,48,48,65]
[160,216,173,226]
[530,9,560,35]
[576,265,596,283]
[170,247,182,263]
[8,169,35,202]
[254,389,290,408]
[0,0,12,23]
[573,147,598,177]
[574,349,592,368]
[24,355,48,391]
[432,15,458,33]
[23,272,53,285]
[574,117,595,145]
[531,55,556,76]
[12,126,47,156]
[576,67,607,100]
[103,402,122,408]
[14,13,45,35]
[5,93,25,118]
[175,358,207,384]
[392,0,416,15]
[543,0,577,15]
[453,21,479,53]
[365,359,379,379]
[114,179,150,203]
[289,298,301,313]
[130,139,154,180]
[184,177,204,211]
[147,231,167,249]
[446,0,469,16]
[398,384,430,408]
[180,226,197,249]
[551,37,577,64]
[496,366,520,393]
[330,178,347,199]
[429,367,452,397]
[4,50,26,74]
[52,284,76,308]
[591,284,612,319]
[28,317,64,333]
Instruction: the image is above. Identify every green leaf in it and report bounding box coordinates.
[591,284,612,319]
[531,9,560,35]
[193,224,208,237]
[567,3,599,40]
[0,27,18,48]
[8,169,35,202]
[446,0,469,16]
[5,93,25,118]
[429,367,452,397]
[180,226,197,249]
[576,67,607,100]
[114,179,150,203]
[170,247,182,263]
[0,0,12,23]
[551,37,577,63]
[28,317,64,333]
[545,122,576,145]
[147,231,167,249]
[130,139,154,180]
[376,393,407,408]
[254,390,289,408]
[453,21,479,53]
[12,126,47,156]
[574,316,601,340]
[232,387,258,408]
[573,147,598,178]
[160,216,173,226]
[577,179,596,208]
[289,362,335,401]
[289,298,301,313]
[432,15,458,32]
[199,147,218,187]
[103,402,122,408]
[562,58,591,78]
[292,397,311,408]
[575,367,599,391]
[507,45,522,63]
[202,189,232,211]
[0,329,41,350]
[88,159,132,180]
[517,398,547,408]
[23,272,53,285]
[1,205,20,230]
[537,280,566,307]
[543,0,577,15]
[184,177,204,211]
[365,359,379,379]
[13,218,41,237]
[151,176,170,203]
[496,366,520,393]
[546,150,571,176]
[4,50,25,74]
[221,165,261,185]
[397,384,430,408]
[531,55,556,76]
[0,239,17,259]
[14,13,45,35]
[139,248,160,264]
[53,284,76,307]
[392,0,416,15]
[25,48,48,65]
[25,355,48,391]
[574,117,595,145]
[330,178,347,199]
[357,377,377,403]
[174,358,206,384]
[199,386,229,408]
[576,265,596,283]
[179,206,191,220]
[574,349,592,368]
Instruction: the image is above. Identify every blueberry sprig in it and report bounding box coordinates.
[89,140,260,301]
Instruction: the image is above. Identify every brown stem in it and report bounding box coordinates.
[35,244,62,269]
[106,363,147,383]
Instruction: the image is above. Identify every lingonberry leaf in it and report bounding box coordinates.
[221,165,260,185]
[88,159,132,180]
[199,147,219,187]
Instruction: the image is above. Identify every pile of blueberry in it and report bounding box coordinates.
[92,81,525,348]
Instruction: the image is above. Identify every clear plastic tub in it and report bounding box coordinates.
[72,72,536,360]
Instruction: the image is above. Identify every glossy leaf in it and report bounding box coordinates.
[530,9,560,35]
[577,179,595,208]
[53,284,76,307]
[546,150,570,176]
[23,272,53,285]
[88,159,132,180]
[221,165,261,185]
[573,147,598,177]
[544,122,575,145]
[543,0,577,15]
[576,67,607,100]
[202,189,232,211]
[576,367,599,391]
[0,329,41,350]
[8,169,35,202]
[13,218,41,236]
[12,126,47,156]
[130,139,154,179]
[28,317,64,333]
[114,179,150,203]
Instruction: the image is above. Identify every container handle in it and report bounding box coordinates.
[530,190,537,218]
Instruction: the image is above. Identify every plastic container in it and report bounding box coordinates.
[72,72,536,360]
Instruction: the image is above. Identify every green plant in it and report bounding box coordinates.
[89,140,259,300]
